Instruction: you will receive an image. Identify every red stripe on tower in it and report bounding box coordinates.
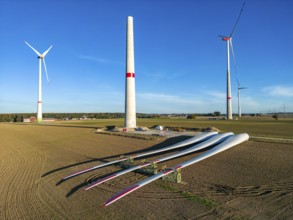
[227,97,232,100]
[126,73,135,78]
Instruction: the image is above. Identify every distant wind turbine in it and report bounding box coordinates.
[25,41,52,123]
[219,1,246,120]
[237,80,247,117]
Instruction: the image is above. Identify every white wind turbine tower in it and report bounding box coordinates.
[124,16,136,129]
[237,80,247,117]
[219,1,246,120]
[25,41,52,123]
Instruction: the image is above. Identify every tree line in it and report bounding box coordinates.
[0,113,125,122]
[2,112,250,123]
[0,112,171,122]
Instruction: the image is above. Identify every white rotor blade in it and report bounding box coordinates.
[229,0,246,37]
[42,59,50,83]
[229,39,236,66]
[236,78,240,87]
[25,41,42,57]
[229,39,239,79]
[42,45,53,57]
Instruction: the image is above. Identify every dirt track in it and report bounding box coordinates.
[0,124,292,219]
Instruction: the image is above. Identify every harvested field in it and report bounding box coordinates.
[0,123,292,219]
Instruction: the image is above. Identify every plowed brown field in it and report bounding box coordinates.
[0,123,292,219]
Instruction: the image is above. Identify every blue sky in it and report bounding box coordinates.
[0,0,292,114]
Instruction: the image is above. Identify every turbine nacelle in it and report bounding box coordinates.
[219,35,231,41]
[38,47,53,60]
[222,37,231,41]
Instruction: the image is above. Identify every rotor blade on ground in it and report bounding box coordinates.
[229,0,246,37]
[62,132,218,180]
[103,133,249,207]
[42,59,50,83]
[25,41,42,57]
[85,133,233,190]
[63,159,128,180]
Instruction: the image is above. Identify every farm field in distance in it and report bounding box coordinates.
[55,117,293,139]
[0,117,293,219]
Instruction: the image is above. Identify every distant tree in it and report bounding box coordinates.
[272,114,279,120]
[187,114,196,119]
[214,111,221,116]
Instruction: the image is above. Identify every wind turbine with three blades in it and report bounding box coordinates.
[219,1,246,120]
[25,41,52,123]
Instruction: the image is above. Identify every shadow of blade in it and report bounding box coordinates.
[42,158,105,178]
[66,181,87,197]
[43,135,192,180]
[65,170,121,197]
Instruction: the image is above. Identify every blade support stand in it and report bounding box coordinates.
[162,167,182,183]
[119,156,134,168]
[138,161,158,175]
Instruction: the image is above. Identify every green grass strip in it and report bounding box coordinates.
[155,182,217,209]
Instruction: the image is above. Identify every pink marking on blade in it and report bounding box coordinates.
[63,158,128,180]
[163,169,173,174]
[103,185,140,206]
[63,167,94,180]
[140,162,151,167]
[174,165,183,169]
